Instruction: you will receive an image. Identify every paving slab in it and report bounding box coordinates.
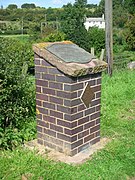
[24,138,110,165]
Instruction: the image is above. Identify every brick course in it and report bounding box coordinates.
[35,53,101,156]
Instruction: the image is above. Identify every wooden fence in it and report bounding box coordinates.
[113,53,135,69]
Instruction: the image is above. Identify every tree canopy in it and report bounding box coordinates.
[61,0,89,50]
[7,4,18,9]
[21,3,36,9]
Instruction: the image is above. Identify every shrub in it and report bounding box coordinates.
[43,31,66,42]
[88,27,105,54]
[0,29,28,35]
[0,37,36,149]
[125,15,135,50]
[113,28,128,53]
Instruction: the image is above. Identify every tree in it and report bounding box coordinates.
[99,0,135,14]
[61,1,89,50]
[74,0,87,6]
[98,0,125,14]
[124,0,135,14]
[7,4,18,9]
[125,15,135,50]
[113,5,128,28]
[21,3,36,9]
[88,27,105,54]
[98,0,133,28]
[98,0,105,14]
[99,0,124,8]
[86,4,97,8]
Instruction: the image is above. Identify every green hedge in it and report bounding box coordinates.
[0,37,36,149]
[88,27,105,55]
[0,29,28,35]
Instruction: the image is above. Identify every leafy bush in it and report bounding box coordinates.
[0,37,36,149]
[3,37,34,68]
[43,31,66,42]
[0,29,28,35]
[88,27,105,54]
[113,28,128,53]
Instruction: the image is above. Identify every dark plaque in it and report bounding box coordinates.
[81,83,94,108]
[46,43,95,64]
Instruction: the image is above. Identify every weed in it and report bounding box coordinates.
[0,69,135,179]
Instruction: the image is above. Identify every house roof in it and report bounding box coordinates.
[85,17,105,22]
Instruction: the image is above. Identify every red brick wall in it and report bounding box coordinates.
[35,53,102,156]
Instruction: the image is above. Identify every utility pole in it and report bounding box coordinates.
[105,0,113,76]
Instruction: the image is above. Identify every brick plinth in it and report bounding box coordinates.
[35,53,102,156]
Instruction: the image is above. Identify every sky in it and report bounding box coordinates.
[0,0,100,8]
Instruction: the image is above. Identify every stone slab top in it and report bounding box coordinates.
[46,42,95,63]
[33,41,108,77]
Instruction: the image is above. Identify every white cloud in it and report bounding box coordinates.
[52,0,73,6]
[52,0,62,5]
[52,0,99,6]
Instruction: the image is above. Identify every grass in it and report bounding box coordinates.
[0,34,30,43]
[0,69,135,180]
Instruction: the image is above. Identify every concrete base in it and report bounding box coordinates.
[24,138,110,165]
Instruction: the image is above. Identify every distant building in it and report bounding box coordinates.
[84,14,105,30]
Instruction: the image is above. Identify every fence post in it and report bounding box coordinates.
[100,49,105,61]
[91,47,95,56]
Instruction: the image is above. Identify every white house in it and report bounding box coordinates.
[84,14,105,30]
